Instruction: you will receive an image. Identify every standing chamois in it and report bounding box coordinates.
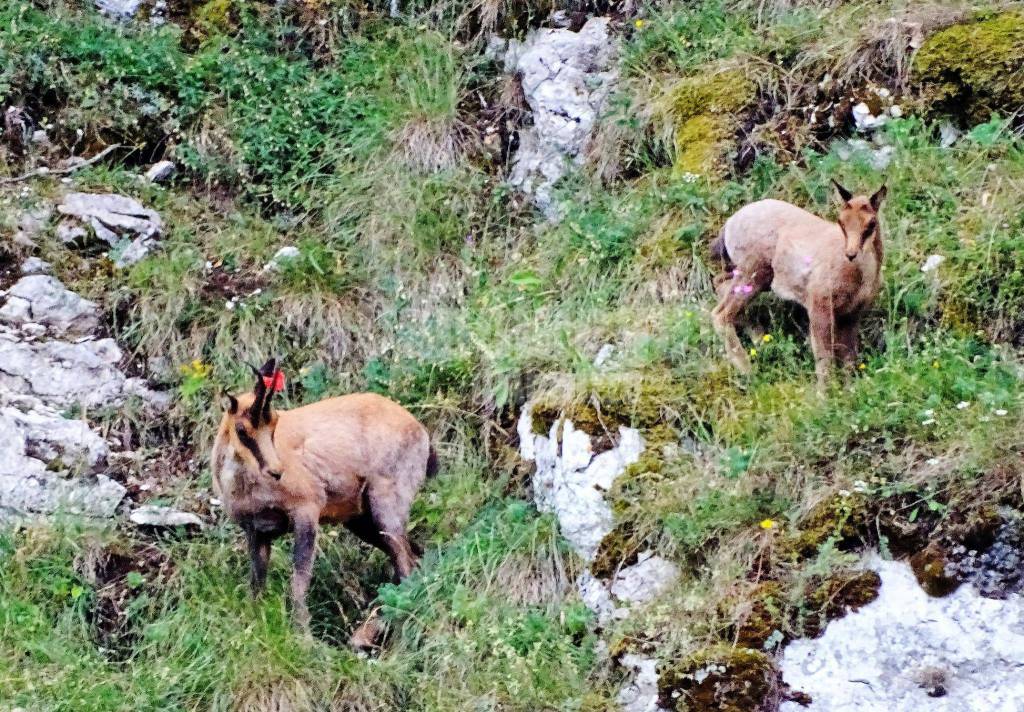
[210,358,437,638]
[710,180,887,389]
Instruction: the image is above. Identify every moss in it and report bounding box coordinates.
[657,646,778,712]
[591,521,645,579]
[910,542,961,598]
[914,12,1024,123]
[732,582,785,649]
[798,570,881,638]
[662,68,756,179]
[779,494,869,563]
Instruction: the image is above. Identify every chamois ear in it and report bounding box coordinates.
[870,183,887,211]
[223,394,239,414]
[831,179,854,204]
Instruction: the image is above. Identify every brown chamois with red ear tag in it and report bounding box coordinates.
[709,180,887,390]
[211,357,438,644]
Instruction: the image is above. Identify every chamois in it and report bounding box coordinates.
[210,358,437,636]
[710,180,887,388]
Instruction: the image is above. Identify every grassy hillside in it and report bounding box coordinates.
[2,0,1024,709]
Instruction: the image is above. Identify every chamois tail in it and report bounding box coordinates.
[426,444,440,478]
[709,228,730,265]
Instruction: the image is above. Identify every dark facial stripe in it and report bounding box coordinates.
[236,427,266,469]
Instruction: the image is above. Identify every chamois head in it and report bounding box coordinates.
[222,357,285,481]
[832,180,887,261]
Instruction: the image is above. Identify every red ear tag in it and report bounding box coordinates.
[262,370,286,392]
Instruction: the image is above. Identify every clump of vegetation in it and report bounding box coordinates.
[914,11,1024,123]
[659,68,756,177]
[657,645,778,712]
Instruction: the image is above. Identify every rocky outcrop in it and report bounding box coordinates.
[780,555,1024,711]
[518,402,675,711]
[0,270,165,521]
[57,191,163,267]
[0,390,124,520]
[0,274,100,337]
[502,18,618,215]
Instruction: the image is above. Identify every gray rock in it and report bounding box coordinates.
[0,329,163,410]
[57,192,162,267]
[94,0,144,19]
[0,389,122,520]
[504,18,618,215]
[610,552,680,604]
[780,555,1024,711]
[144,160,176,183]
[518,404,644,560]
[129,504,204,529]
[30,129,50,146]
[618,654,668,712]
[0,275,100,337]
[263,245,301,272]
[56,220,88,244]
[20,257,52,275]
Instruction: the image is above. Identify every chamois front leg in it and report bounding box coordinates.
[808,297,836,393]
[834,313,861,372]
[290,510,319,632]
[245,528,272,596]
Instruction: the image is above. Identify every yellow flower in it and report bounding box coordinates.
[759,519,776,530]
[762,334,773,343]
[932,360,940,369]
[749,347,758,357]
[634,19,645,28]
[858,363,866,370]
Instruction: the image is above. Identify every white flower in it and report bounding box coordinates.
[853,480,868,492]
[922,418,936,426]
[921,254,945,272]
[838,489,851,498]
[956,401,970,410]
[926,458,939,465]
[923,409,934,417]
[995,409,1008,416]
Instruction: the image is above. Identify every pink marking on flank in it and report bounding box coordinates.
[803,255,813,265]
[734,284,754,295]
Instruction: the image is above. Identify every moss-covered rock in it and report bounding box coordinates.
[798,570,881,638]
[779,494,869,562]
[732,582,785,649]
[657,645,778,712]
[910,541,961,597]
[914,12,1024,123]
[661,68,756,178]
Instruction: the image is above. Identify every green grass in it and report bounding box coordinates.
[3,0,1024,709]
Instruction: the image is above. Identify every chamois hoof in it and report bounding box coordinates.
[348,608,384,652]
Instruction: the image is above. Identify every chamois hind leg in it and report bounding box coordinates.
[808,296,837,392]
[289,509,319,632]
[711,265,772,375]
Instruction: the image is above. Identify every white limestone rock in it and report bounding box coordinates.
[780,555,1024,711]
[57,192,163,267]
[0,275,100,337]
[129,505,204,529]
[518,404,643,560]
[504,18,618,215]
[617,654,668,712]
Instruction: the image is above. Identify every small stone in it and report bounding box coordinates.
[921,254,945,273]
[262,245,301,272]
[20,257,52,275]
[144,160,176,183]
[129,505,205,529]
[30,129,49,145]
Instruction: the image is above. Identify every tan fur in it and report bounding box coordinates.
[711,183,886,389]
[211,365,434,644]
